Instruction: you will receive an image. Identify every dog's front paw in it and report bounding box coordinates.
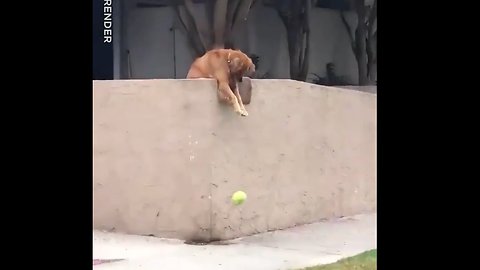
[234,108,244,116]
[241,110,249,117]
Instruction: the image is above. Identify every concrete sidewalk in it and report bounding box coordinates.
[93,213,376,270]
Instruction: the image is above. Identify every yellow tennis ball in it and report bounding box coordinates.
[231,191,247,205]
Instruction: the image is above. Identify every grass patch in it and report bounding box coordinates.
[298,249,376,270]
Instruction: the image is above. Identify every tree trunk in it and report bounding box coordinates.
[366,33,376,83]
[286,25,302,80]
[277,0,311,81]
[224,0,241,48]
[355,28,368,85]
[184,0,211,51]
[224,0,254,49]
[173,0,255,56]
[300,0,311,81]
[174,4,206,56]
[340,0,376,85]
[354,0,369,86]
[213,0,228,47]
[366,0,377,83]
[368,62,376,83]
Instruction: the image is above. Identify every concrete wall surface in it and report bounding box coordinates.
[93,79,376,241]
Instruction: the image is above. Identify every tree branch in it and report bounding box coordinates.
[184,0,209,50]
[232,0,254,30]
[213,0,228,47]
[367,0,377,37]
[173,5,204,56]
[300,0,311,79]
[340,11,355,52]
[277,13,289,30]
[368,0,377,27]
[300,30,310,80]
[366,0,377,80]
[224,0,241,48]
[274,0,291,28]
[204,0,215,35]
[355,0,366,15]
[226,0,241,32]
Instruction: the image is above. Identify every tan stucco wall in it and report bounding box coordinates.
[93,79,376,241]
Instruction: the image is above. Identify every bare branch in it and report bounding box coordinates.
[366,0,377,78]
[340,11,356,52]
[303,0,311,32]
[355,0,366,15]
[223,0,241,48]
[278,13,289,29]
[367,0,377,37]
[370,31,377,60]
[300,0,311,78]
[232,0,254,30]
[300,30,310,79]
[173,5,204,56]
[204,0,214,33]
[184,0,209,50]
[213,0,228,47]
[364,6,370,25]
[173,5,188,31]
[369,0,377,26]
[226,0,241,31]
[273,0,291,29]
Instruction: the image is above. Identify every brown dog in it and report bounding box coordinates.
[187,49,255,116]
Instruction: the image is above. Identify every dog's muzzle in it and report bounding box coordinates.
[245,65,256,78]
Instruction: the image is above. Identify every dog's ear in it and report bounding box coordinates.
[248,62,256,73]
[244,60,255,77]
[229,57,244,73]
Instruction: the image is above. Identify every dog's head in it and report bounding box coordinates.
[227,50,256,78]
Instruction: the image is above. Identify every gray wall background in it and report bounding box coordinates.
[114,0,366,84]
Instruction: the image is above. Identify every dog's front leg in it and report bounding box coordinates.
[233,83,248,116]
[218,81,246,116]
